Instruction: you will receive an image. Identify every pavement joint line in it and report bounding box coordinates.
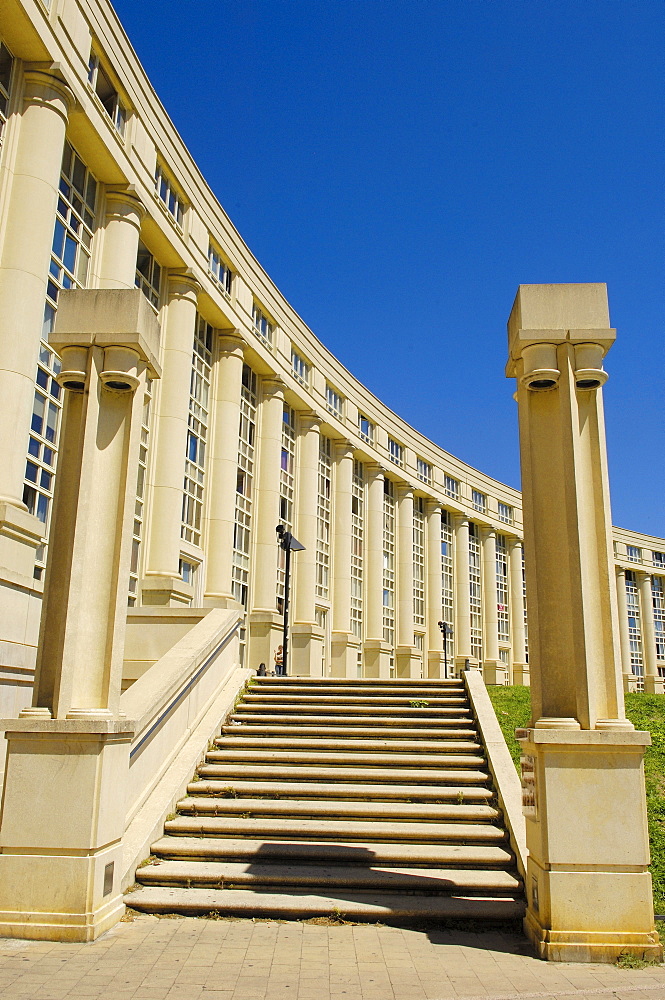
[428,984,665,1000]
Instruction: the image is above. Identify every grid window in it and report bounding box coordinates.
[498,502,513,524]
[232,365,258,608]
[626,545,641,562]
[413,497,425,626]
[496,534,510,642]
[441,510,454,664]
[414,633,424,651]
[87,52,126,135]
[326,384,343,419]
[178,558,198,606]
[625,570,644,689]
[388,437,403,467]
[652,576,665,661]
[351,461,365,639]
[444,475,459,500]
[128,383,152,605]
[291,349,310,387]
[181,316,212,546]
[653,551,665,568]
[135,241,162,309]
[469,522,483,661]
[472,490,486,513]
[417,458,431,484]
[522,545,528,660]
[155,163,184,227]
[277,406,296,611]
[0,41,14,144]
[382,478,395,645]
[316,436,332,599]
[208,243,232,297]
[358,414,374,444]
[252,302,273,346]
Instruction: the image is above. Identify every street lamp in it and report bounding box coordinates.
[438,620,453,678]
[276,524,306,676]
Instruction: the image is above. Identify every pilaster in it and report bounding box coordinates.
[638,571,663,694]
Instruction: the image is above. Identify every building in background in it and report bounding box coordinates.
[0,0,663,756]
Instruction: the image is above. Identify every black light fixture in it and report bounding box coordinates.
[276,525,305,676]
[438,620,453,678]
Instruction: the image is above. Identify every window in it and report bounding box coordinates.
[154,163,184,227]
[441,510,454,664]
[472,490,486,513]
[414,633,424,651]
[469,522,482,661]
[498,502,513,524]
[351,461,365,639]
[496,534,509,642]
[444,475,459,500]
[208,243,232,297]
[291,348,310,387]
[417,458,431,484]
[181,316,212,546]
[135,242,162,309]
[0,41,14,145]
[277,406,296,612]
[87,52,127,135]
[627,545,641,563]
[23,344,61,579]
[316,436,332,599]
[388,437,403,467]
[358,413,374,445]
[128,383,152,605]
[179,558,196,586]
[326,384,343,419]
[251,302,273,346]
[625,570,644,689]
[413,497,425,626]
[232,365,258,608]
[653,551,665,567]
[652,576,665,661]
[382,478,395,645]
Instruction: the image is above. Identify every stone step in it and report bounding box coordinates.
[135,860,522,894]
[151,836,516,868]
[204,749,485,768]
[213,736,483,754]
[187,780,494,802]
[176,797,500,823]
[242,693,468,706]
[125,886,525,922]
[234,702,471,717]
[227,712,472,728]
[197,764,491,785]
[164,815,507,843]
[252,678,465,689]
[219,724,478,740]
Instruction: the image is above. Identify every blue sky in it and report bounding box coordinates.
[112,0,664,537]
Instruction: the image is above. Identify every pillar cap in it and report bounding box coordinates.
[23,64,76,117]
[105,185,147,225]
[167,270,202,299]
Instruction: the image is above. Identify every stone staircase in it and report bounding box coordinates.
[126,677,525,924]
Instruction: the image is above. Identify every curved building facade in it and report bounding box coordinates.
[0,0,663,745]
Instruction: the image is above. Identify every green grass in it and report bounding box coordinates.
[486,685,665,915]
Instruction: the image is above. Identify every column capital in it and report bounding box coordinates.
[218,331,245,357]
[104,186,146,228]
[425,498,442,514]
[482,525,497,540]
[167,270,202,301]
[262,375,285,400]
[453,513,469,528]
[365,462,385,481]
[23,66,75,120]
[396,484,413,500]
[334,440,355,461]
[299,410,322,433]
[635,568,652,583]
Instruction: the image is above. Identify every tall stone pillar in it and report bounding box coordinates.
[615,567,633,691]
[395,486,419,678]
[331,442,357,677]
[454,516,472,674]
[0,288,161,941]
[507,282,658,962]
[204,333,244,607]
[509,537,528,685]
[482,528,502,684]
[426,501,444,678]
[0,69,74,578]
[638,572,663,694]
[248,377,284,667]
[143,273,200,606]
[99,188,145,289]
[364,464,390,678]
[291,412,323,676]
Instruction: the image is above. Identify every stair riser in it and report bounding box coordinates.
[196,766,492,784]
[187,782,493,801]
[176,799,500,822]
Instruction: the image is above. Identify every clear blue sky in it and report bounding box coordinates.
[112,0,664,538]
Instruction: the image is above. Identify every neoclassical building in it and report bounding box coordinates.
[0,0,663,745]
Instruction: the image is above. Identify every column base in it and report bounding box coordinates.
[0,500,43,588]
[524,903,662,964]
[426,651,446,679]
[141,575,193,607]
[645,674,665,695]
[512,662,530,686]
[455,655,479,677]
[364,639,393,678]
[248,611,283,672]
[483,659,508,685]
[290,623,324,677]
[395,646,422,679]
[330,632,360,678]
[203,594,244,612]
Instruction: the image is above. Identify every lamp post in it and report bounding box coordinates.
[276,524,305,676]
[438,620,453,678]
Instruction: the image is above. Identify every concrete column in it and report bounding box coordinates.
[509,537,528,685]
[395,486,419,678]
[615,567,633,692]
[638,571,663,694]
[0,70,74,577]
[143,272,200,606]
[99,188,145,289]
[364,464,390,678]
[247,377,284,667]
[204,333,244,606]
[426,501,444,678]
[482,528,502,683]
[454,515,472,673]
[507,283,658,962]
[291,412,322,676]
[331,441,357,677]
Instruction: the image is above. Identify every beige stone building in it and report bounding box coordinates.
[0,0,663,763]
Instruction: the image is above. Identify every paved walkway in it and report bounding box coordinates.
[1,915,664,1000]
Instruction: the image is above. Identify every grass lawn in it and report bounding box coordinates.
[487,685,665,915]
